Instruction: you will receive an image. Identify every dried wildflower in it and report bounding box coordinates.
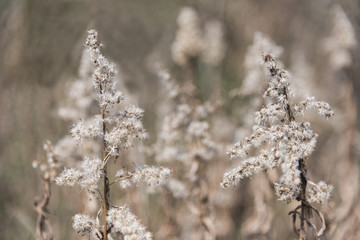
[55,168,82,187]
[323,5,357,70]
[68,30,148,154]
[55,157,103,197]
[55,30,166,239]
[107,206,152,240]
[152,65,220,240]
[171,7,226,67]
[294,96,334,119]
[222,54,333,199]
[154,100,217,165]
[33,141,61,181]
[230,32,284,144]
[132,166,171,187]
[307,181,334,205]
[171,7,203,66]
[70,117,103,143]
[115,165,171,189]
[222,53,333,238]
[72,214,98,238]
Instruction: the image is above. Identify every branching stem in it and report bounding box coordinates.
[283,85,308,240]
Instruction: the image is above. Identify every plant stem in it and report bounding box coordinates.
[299,158,307,240]
[283,86,307,239]
[100,85,110,240]
[34,177,54,240]
[103,158,109,240]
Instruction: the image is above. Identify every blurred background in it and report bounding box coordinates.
[0,0,359,239]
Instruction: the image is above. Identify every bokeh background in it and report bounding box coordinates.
[0,0,359,239]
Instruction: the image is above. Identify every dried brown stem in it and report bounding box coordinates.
[304,202,326,237]
[282,85,312,240]
[188,152,215,240]
[299,158,308,240]
[34,177,54,240]
[100,85,110,240]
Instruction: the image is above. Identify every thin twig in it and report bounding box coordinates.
[34,177,54,240]
[303,202,326,237]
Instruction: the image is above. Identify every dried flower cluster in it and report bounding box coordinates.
[33,141,61,181]
[152,64,220,239]
[56,157,103,197]
[154,68,218,166]
[322,5,357,70]
[230,32,284,142]
[116,165,171,189]
[222,53,334,237]
[54,30,170,240]
[171,7,225,66]
[107,206,152,240]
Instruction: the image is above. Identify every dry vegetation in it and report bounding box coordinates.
[1,1,360,239]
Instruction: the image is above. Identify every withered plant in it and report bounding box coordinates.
[153,66,219,240]
[33,141,61,240]
[150,6,229,240]
[54,30,170,240]
[222,53,334,239]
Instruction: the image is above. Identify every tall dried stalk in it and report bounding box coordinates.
[55,30,170,239]
[222,53,334,239]
[100,100,109,240]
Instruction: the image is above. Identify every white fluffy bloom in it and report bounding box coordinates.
[322,5,357,70]
[98,90,124,109]
[132,166,171,187]
[72,214,96,239]
[187,121,209,138]
[107,206,152,240]
[55,157,103,197]
[78,157,103,195]
[171,104,192,128]
[105,106,148,153]
[222,149,280,187]
[115,166,171,189]
[83,30,148,155]
[307,181,334,205]
[274,182,301,203]
[85,30,117,88]
[71,117,103,143]
[55,168,82,187]
[294,96,334,119]
[222,53,333,204]
[171,7,203,66]
[172,7,227,66]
